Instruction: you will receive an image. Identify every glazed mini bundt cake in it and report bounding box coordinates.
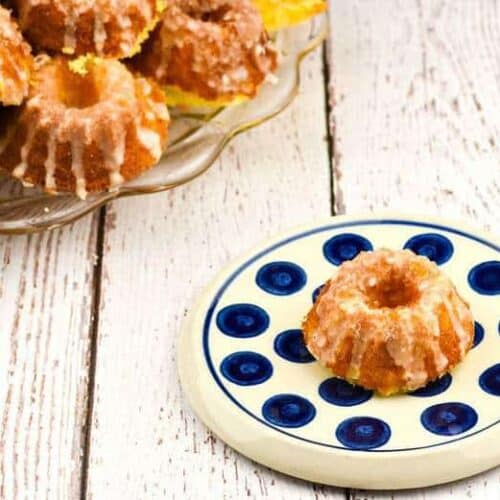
[131,0,278,106]
[303,249,474,395]
[12,0,165,58]
[0,5,33,106]
[0,55,169,198]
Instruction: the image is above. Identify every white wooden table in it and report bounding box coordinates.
[1,1,499,498]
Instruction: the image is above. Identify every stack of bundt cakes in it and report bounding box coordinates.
[0,0,326,198]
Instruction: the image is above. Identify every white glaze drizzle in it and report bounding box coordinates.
[136,126,162,160]
[63,9,78,53]
[44,130,57,191]
[93,12,108,54]
[443,295,472,356]
[70,132,87,199]
[99,124,126,189]
[12,125,36,180]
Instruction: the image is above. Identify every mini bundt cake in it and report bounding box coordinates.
[303,249,474,396]
[131,0,278,106]
[0,55,170,198]
[0,5,32,106]
[13,0,165,58]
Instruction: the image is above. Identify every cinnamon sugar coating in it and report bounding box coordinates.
[13,0,164,58]
[131,0,278,102]
[303,249,474,395]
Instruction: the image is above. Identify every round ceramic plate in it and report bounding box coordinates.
[0,15,326,234]
[178,215,500,490]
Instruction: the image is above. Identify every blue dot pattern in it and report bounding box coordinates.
[473,322,485,348]
[319,378,372,406]
[336,417,391,450]
[205,221,499,453]
[421,403,478,436]
[323,233,373,265]
[312,284,325,303]
[262,394,316,428]
[216,304,269,338]
[256,261,307,296]
[274,330,315,363]
[468,261,500,295]
[404,233,454,265]
[220,352,273,386]
[410,374,452,397]
[479,364,500,396]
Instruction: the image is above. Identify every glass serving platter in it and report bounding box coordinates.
[0,15,327,234]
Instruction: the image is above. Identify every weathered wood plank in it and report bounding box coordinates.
[328,0,500,232]
[327,0,500,497]
[84,49,345,499]
[349,472,500,500]
[0,216,98,499]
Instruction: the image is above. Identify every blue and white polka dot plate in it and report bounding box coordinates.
[178,215,500,489]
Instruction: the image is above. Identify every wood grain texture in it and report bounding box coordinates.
[328,0,500,498]
[0,216,98,499]
[84,49,346,499]
[1,0,499,497]
[349,472,500,500]
[328,0,500,232]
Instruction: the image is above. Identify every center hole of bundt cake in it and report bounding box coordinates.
[366,271,420,309]
[191,6,230,22]
[57,64,100,109]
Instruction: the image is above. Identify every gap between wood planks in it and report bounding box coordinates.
[77,40,345,499]
[80,206,106,500]
[322,39,352,500]
[322,40,338,218]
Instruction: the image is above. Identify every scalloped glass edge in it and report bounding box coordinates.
[0,14,327,234]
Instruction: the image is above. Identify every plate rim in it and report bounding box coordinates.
[178,213,500,489]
